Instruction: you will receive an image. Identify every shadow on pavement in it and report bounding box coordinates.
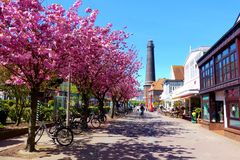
[39,113,196,160]
[103,112,191,138]
[0,139,24,149]
[40,138,195,160]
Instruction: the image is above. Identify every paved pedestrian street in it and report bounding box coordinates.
[0,112,240,160]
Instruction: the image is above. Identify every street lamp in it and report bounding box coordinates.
[66,63,71,127]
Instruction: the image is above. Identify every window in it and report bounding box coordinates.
[222,49,228,57]
[215,42,238,84]
[230,43,236,53]
[230,103,239,118]
[229,102,240,128]
[227,88,240,128]
[217,54,222,61]
[200,59,214,89]
[202,95,210,121]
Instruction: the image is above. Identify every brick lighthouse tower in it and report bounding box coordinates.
[144,40,155,111]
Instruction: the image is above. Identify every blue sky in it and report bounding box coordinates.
[43,0,239,87]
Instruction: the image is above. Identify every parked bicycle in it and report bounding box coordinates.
[86,112,104,128]
[35,120,74,146]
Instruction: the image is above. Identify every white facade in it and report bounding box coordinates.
[161,80,183,110]
[172,47,210,99]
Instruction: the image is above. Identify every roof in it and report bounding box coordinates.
[185,46,210,64]
[164,79,184,83]
[172,65,184,80]
[148,78,166,91]
[235,13,240,24]
[198,14,240,65]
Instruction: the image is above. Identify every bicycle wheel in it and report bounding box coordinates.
[49,125,57,135]
[35,127,44,144]
[100,115,107,123]
[49,120,65,134]
[56,127,74,146]
[91,118,101,128]
[70,121,82,135]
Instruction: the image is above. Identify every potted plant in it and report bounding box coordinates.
[195,107,202,123]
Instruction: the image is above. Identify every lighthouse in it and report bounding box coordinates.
[143,40,156,111]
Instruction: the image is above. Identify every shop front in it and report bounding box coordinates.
[200,92,224,130]
[224,87,240,141]
[197,14,240,141]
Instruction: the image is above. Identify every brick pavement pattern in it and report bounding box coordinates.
[0,111,240,160]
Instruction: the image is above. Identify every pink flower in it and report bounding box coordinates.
[5,80,12,85]
[85,7,92,13]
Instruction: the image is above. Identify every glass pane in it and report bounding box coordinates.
[230,103,239,118]
[226,57,229,64]
[210,59,213,65]
[219,75,222,82]
[222,49,228,57]
[235,52,238,60]
[230,43,236,52]
[230,119,240,128]
[231,70,235,79]
[231,62,235,71]
[217,54,222,61]
[235,62,238,77]
[206,63,209,68]
[203,95,209,100]
[230,54,234,62]
[203,102,210,121]
[222,59,226,66]
[227,64,230,72]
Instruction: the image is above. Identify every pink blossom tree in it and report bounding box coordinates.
[109,75,140,118]
[0,0,80,151]
[92,47,141,115]
[0,0,141,151]
[61,6,141,126]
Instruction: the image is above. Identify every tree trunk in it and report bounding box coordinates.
[15,98,20,126]
[26,87,39,152]
[124,101,128,111]
[111,100,115,118]
[81,93,89,129]
[16,97,24,126]
[16,106,23,126]
[98,98,104,115]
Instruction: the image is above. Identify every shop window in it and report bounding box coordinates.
[229,120,240,128]
[230,103,239,118]
[203,102,210,121]
[229,101,240,128]
[212,101,224,123]
[202,95,210,121]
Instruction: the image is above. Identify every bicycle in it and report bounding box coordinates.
[86,112,103,128]
[98,113,107,123]
[35,120,74,146]
[90,116,101,128]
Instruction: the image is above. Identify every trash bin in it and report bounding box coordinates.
[191,112,196,123]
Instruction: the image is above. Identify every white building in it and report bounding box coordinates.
[172,47,210,116]
[160,66,184,110]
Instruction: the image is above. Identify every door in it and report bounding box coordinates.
[215,101,224,123]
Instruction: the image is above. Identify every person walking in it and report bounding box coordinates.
[140,103,145,116]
